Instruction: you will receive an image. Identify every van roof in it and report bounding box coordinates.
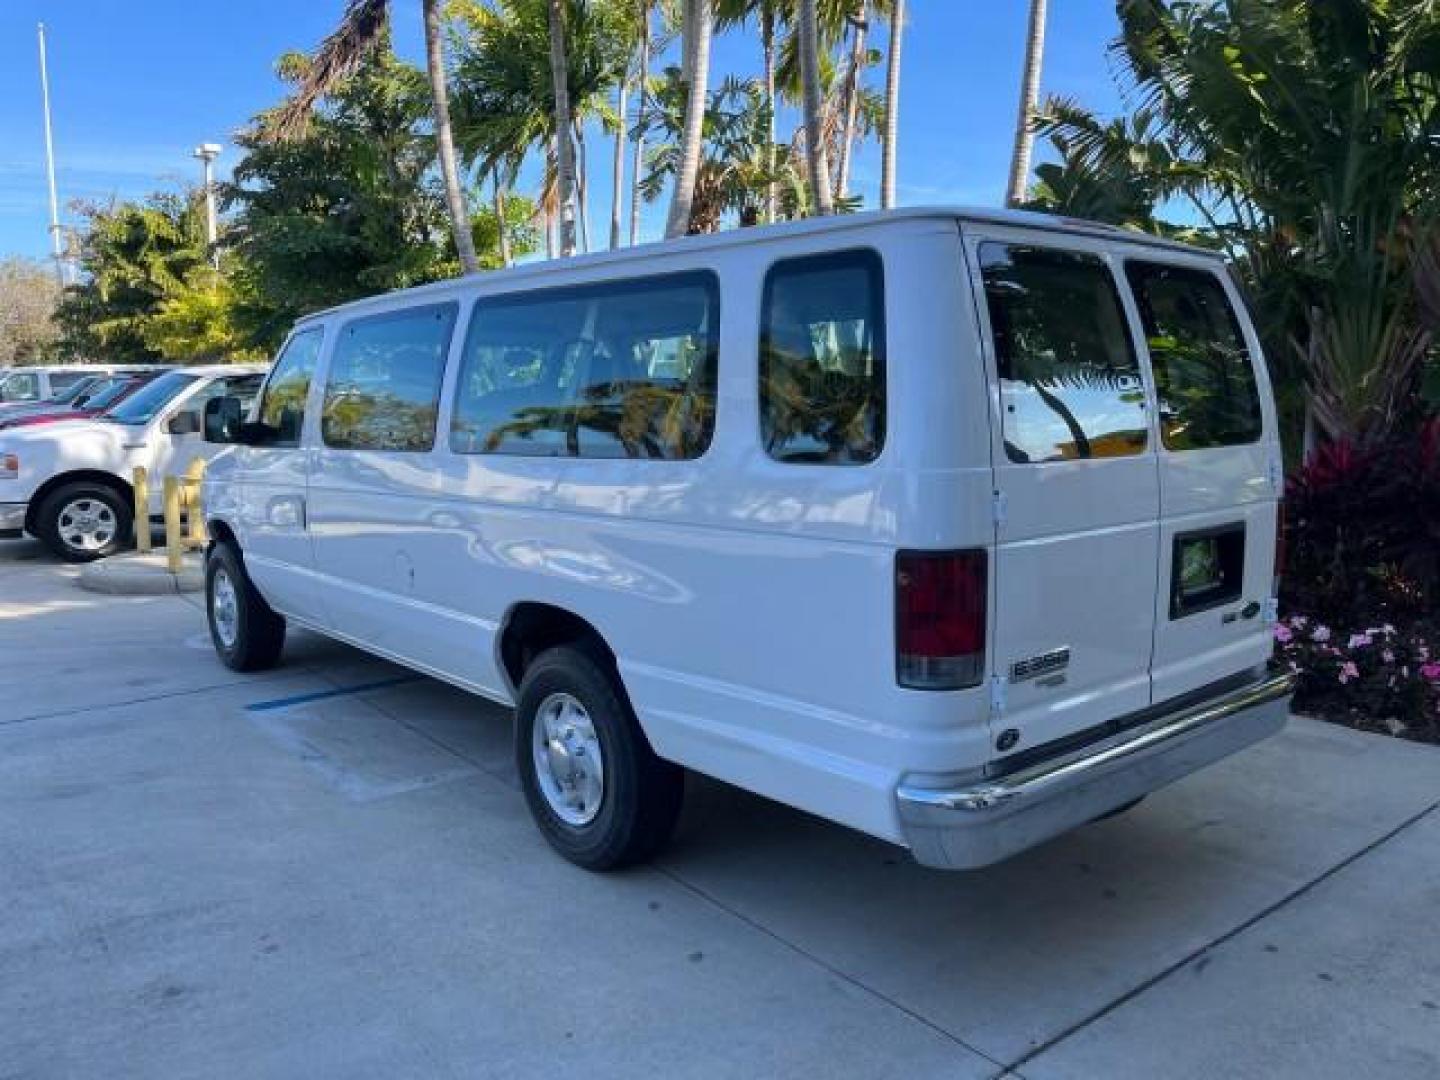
[298,205,1223,326]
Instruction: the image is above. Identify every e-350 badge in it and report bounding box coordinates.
[1010,646,1070,683]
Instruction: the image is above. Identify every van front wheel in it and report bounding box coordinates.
[206,542,286,672]
[515,645,683,870]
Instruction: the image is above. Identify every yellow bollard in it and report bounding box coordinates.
[163,475,183,574]
[184,458,207,548]
[132,466,151,553]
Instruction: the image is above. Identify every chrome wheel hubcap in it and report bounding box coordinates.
[211,568,239,648]
[57,497,116,553]
[531,692,605,826]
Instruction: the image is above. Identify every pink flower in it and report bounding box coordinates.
[1312,625,1332,643]
[1339,662,1360,684]
[1421,663,1440,683]
[1348,633,1372,649]
[1290,615,1309,629]
[1274,624,1294,644]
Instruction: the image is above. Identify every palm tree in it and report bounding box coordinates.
[628,2,655,244]
[665,0,716,237]
[880,0,903,208]
[716,0,783,222]
[1005,0,1048,207]
[269,0,480,274]
[796,0,834,214]
[547,0,578,255]
[833,2,868,200]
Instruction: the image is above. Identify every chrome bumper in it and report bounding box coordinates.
[896,671,1295,870]
[0,501,25,538]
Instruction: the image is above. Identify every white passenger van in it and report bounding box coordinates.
[199,208,1294,871]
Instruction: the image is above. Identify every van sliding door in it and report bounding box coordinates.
[963,228,1161,759]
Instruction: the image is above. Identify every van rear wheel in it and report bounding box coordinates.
[206,542,286,672]
[515,644,683,870]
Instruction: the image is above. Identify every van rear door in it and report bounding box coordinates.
[964,227,1161,757]
[1120,259,1281,701]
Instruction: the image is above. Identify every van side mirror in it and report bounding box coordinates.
[203,396,242,443]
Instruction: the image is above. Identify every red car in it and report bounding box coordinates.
[0,373,163,431]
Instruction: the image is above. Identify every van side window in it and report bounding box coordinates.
[321,304,457,452]
[760,249,885,464]
[257,327,324,447]
[980,244,1148,464]
[1124,262,1262,451]
[450,272,718,459]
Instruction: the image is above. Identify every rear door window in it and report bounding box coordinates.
[979,244,1148,463]
[760,249,885,464]
[322,304,457,452]
[451,271,718,459]
[1124,261,1262,450]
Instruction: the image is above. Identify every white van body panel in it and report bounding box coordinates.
[202,208,1287,861]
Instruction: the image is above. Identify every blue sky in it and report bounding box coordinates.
[0,0,1127,263]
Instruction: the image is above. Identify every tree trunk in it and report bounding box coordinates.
[422,0,478,273]
[835,3,868,202]
[762,4,777,224]
[665,0,714,239]
[547,0,577,256]
[798,0,834,215]
[1005,0,1048,207]
[576,123,591,253]
[494,173,511,266]
[629,3,651,246]
[610,72,628,249]
[880,0,904,209]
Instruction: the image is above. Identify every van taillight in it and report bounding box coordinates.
[896,549,987,690]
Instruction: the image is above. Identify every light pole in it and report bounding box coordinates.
[192,142,222,267]
[37,23,67,285]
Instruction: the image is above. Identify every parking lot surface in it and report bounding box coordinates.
[3,537,1438,1079]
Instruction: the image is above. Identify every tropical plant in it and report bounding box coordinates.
[548,0,579,254]
[1032,0,1440,449]
[796,0,835,215]
[52,192,211,362]
[449,0,631,254]
[140,267,266,363]
[638,70,797,231]
[666,0,716,236]
[267,0,481,273]
[879,0,903,208]
[1006,0,1048,206]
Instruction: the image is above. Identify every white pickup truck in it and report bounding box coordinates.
[0,364,265,561]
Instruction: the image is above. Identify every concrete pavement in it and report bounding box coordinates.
[2,535,1437,1079]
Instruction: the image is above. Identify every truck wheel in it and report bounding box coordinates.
[515,644,684,870]
[206,542,286,672]
[36,481,132,562]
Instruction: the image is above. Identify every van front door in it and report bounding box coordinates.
[233,329,326,624]
[1121,260,1281,702]
[966,231,1161,758]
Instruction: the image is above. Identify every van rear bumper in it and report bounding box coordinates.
[895,670,1295,870]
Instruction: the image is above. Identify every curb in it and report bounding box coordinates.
[78,552,204,596]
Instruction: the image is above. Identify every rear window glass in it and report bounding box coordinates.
[980,243,1148,464]
[322,305,457,452]
[1124,261,1262,451]
[451,271,718,459]
[760,249,885,464]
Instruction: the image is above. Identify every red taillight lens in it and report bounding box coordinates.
[896,549,987,690]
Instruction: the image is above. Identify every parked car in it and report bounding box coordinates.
[198,208,1294,872]
[0,365,171,410]
[0,372,165,431]
[0,365,266,560]
[0,374,103,421]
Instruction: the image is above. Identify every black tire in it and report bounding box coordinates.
[515,643,684,870]
[35,481,132,563]
[205,541,286,672]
